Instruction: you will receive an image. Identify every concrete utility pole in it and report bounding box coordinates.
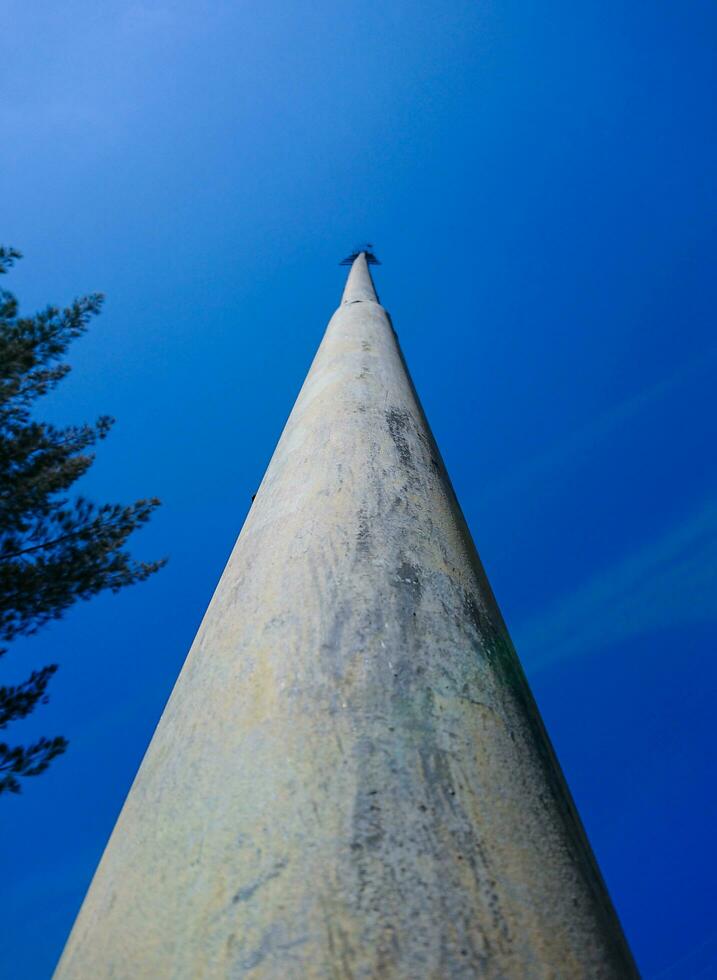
[56,253,636,978]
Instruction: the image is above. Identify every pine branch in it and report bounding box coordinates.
[0,246,165,794]
[0,736,68,794]
[0,507,153,562]
[0,664,58,728]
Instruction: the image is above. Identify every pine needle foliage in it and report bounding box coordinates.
[0,247,165,794]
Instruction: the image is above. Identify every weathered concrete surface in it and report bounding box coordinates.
[55,254,637,979]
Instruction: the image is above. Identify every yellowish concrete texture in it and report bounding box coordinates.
[55,255,636,978]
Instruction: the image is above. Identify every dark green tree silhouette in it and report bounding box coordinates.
[0,246,165,794]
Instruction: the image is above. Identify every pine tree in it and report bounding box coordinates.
[0,246,165,794]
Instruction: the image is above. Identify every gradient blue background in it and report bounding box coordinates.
[2,1,717,976]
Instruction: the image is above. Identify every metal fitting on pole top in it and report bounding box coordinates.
[339,243,381,266]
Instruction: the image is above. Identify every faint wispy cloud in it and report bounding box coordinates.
[477,344,717,510]
[652,926,717,979]
[515,494,717,672]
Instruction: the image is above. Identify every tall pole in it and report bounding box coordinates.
[56,254,636,978]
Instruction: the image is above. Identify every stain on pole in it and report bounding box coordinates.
[55,254,637,978]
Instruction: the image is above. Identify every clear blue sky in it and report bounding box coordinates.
[2,1,717,976]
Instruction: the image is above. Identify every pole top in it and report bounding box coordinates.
[339,243,381,266]
[340,249,379,304]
